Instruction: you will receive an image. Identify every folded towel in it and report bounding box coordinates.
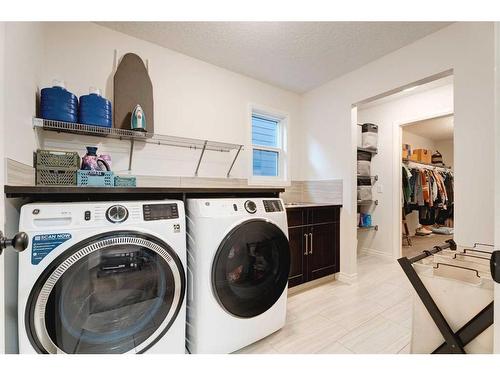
[431,226,454,235]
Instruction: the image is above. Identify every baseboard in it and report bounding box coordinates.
[287,274,337,296]
[337,272,358,284]
[359,247,394,259]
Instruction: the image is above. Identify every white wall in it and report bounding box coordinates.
[0,21,6,355]
[493,21,500,355]
[434,139,454,168]
[356,84,453,257]
[1,22,45,354]
[302,22,495,279]
[402,132,438,153]
[37,22,302,182]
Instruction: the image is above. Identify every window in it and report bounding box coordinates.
[251,111,286,180]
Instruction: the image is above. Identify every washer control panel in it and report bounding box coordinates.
[263,200,284,212]
[244,200,257,214]
[143,203,179,221]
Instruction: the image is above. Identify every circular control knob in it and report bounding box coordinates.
[106,205,129,223]
[244,200,257,214]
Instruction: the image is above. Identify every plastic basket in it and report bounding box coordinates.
[36,169,77,186]
[36,149,80,171]
[77,170,114,187]
[114,176,137,187]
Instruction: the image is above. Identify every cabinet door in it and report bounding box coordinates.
[308,222,338,281]
[309,206,340,225]
[287,226,307,287]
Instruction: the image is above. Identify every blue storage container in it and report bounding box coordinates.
[78,92,112,128]
[40,85,78,123]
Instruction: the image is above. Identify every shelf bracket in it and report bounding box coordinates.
[194,140,208,176]
[128,138,135,171]
[226,145,243,178]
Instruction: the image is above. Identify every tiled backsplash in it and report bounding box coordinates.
[5,158,342,205]
[6,159,36,186]
[281,179,343,205]
[5,158,267,189]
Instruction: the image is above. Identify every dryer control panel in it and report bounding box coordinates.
[263,200,284,212]
[143,203,179,221]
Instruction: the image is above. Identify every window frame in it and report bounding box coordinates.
[248,104,289,185]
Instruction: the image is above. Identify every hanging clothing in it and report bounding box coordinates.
[402,162,454,227]
[420,170,430,205]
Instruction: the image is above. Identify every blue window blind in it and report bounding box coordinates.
[252,115,280,177]
[253,149,278,177]
[252,115,279,147]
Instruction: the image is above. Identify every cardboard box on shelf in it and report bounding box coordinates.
[412,149,432,164]
[402,144,412,159]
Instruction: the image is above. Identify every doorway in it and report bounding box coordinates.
[354,73,454,266]
[400,115,454,258]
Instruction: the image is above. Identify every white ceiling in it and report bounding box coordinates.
[97,22,452,93]
[403,115,454,141]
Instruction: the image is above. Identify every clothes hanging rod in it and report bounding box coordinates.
[402,158,452,172]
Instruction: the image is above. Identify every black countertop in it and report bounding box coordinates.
[4,185,285,201]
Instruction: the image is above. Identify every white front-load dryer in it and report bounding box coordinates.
[186,198,290,354]
[18,200,186,354]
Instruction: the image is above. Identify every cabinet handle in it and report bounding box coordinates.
[304,233,308,255]
[309,233,313,254]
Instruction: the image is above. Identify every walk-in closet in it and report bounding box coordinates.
[401,115,454,258]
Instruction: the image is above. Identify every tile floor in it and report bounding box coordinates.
[236,253,414,354]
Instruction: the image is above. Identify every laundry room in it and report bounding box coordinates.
[1,4,500,371]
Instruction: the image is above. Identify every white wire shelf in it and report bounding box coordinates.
[357,174,378,182]
[357,225,378,231]
[357,147,378,155]
[33,117,244,177]
[357,199,378,206]
[402,158,452,172]
[33,118,242,152]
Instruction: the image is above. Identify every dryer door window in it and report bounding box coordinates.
[25,232,185,354]
[212,220,290,318]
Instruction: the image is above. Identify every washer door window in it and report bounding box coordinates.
[212,220,290,318]
[26,232,185,354]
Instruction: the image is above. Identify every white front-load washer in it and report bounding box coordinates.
[18,200,186,354]
[186,197,290,354]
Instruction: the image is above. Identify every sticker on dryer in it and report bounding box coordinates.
[31,233,72,265]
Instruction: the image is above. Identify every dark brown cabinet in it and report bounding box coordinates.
[286,205,340,287]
